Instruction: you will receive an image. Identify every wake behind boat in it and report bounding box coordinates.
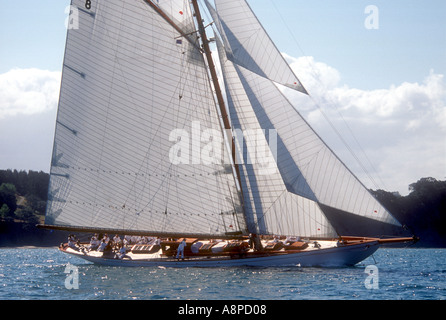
[39,0,416,267]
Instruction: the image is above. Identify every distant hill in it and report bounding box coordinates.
[0,169,445,247]
[0,169,63,246]
[370,177,446,248]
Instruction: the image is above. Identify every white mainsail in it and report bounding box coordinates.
[46,0,245,237]
[154,0,196,35]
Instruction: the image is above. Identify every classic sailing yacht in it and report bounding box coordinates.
[39,0,415,267]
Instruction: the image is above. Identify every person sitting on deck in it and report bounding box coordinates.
[113,234,122,246]
[88,234,100,251]
[268,235,279,245]
[102,234,110,244]
[67,234,79,251]
[124,235,132,245]
[117,243,131,260]
[98,239,107,252]
[176,238,186,260]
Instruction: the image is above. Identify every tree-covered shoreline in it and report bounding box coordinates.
[0,169,48,225]
[370,177,446,247]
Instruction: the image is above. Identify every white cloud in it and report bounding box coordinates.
[0,68,60,172]
[283,55,446,195]
[0,68,61,119]
[1,63,445,195]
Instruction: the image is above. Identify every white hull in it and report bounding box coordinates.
[61,241,380,268]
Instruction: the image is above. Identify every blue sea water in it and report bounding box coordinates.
[0,247,444,300]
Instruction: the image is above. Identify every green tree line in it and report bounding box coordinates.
[0,169,49,225]
[371,177,446,247]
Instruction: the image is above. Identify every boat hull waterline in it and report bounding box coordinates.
[60,241,380,268]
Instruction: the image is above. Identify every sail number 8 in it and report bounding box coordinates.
[85,0,91,9]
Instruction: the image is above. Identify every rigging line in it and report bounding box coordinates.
[254,188,287,224]
[144,0,201,51]
[316,83,384,191]
[109,30,161,211]
[226,181,243,231]
[268,0,387,191]
[132,68,222,225]
[122,38,199,208]
[309,95,382,191]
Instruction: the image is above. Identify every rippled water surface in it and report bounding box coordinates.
[0,248,444,300]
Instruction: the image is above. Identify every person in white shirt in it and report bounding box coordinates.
[118,244,131,260]
[89,234,100,251]
[98,239,107,252]
[113,234,122,246]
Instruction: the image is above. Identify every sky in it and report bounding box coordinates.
[0,0,445,195]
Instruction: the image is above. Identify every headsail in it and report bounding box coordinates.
[209,0,407,238]
[210,0,307,94]
[217,38,337,238]
[233,64,406,237]
[45,0,245,238]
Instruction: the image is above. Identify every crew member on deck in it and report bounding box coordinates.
[118,243,131,260]
[89,234,100,251]
[68,234,79,251]
[113,234,122,246]
[98,239,107,252]
[176,239,186,260]
[249,233,263,251]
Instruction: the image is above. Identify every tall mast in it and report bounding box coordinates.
[191,0,245,205]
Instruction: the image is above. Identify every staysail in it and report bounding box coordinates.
[44,0,245,238]
[216,37,337,238]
